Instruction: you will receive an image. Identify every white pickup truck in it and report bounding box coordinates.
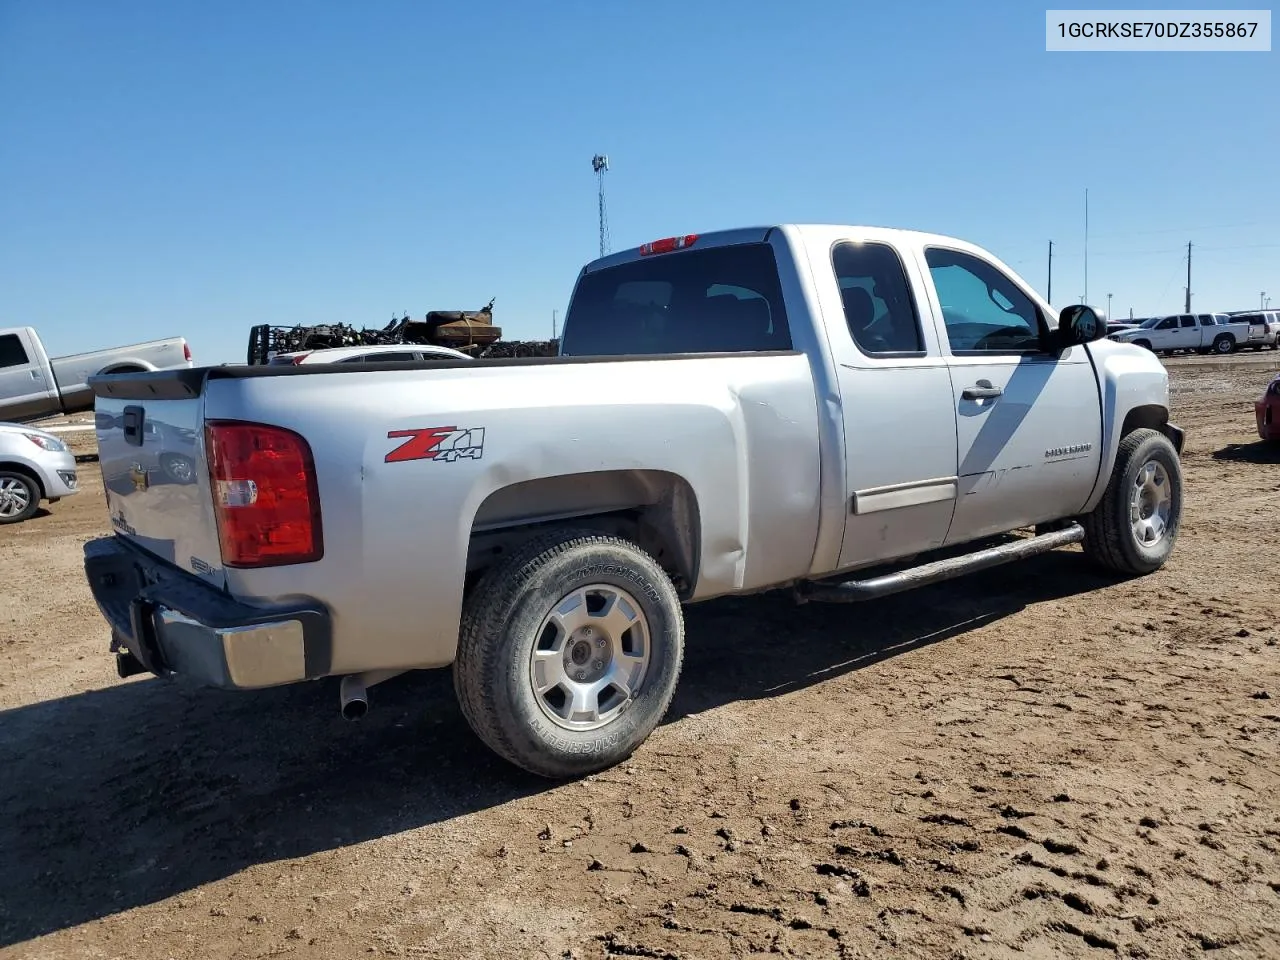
[1108,312,1258,355]
[82,224,1186,778]
[0,325,193,424]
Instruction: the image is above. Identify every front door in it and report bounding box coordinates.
[918,246,1103,546]
[817,237,961,572]
[0,331,55,422]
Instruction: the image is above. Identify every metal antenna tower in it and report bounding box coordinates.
[592,154,610,257]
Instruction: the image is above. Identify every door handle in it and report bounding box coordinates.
[30,369,41,380]
[962,381,1003,401]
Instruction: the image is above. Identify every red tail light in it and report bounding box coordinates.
[183,342,192,362]
[206,421,323,567]
[639,234,698,256]
[290,354,311,364]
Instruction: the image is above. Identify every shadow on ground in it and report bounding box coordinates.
[1212,440,1280,464]
[0,549,1118,946]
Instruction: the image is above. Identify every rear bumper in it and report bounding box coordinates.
[83,536,332,690]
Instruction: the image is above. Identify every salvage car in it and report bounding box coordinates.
[82,224,1186,778]
[0,421,80,524]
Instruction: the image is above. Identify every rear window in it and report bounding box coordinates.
[559,242,792,356]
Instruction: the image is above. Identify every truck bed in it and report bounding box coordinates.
[90,350,822,673]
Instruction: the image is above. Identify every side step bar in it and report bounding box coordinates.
[794,523,1085,604]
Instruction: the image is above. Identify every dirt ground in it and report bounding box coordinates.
[2,361,1278,960]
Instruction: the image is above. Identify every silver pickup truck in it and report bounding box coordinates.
[0,325,193,423]
[82,224,1185,778]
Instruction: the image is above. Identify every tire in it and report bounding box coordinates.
[1081,428,1182,576]
[1212,334,1234,354]
[0,469,40,525]
[453,528,685,779]
[1132,339,1152,351]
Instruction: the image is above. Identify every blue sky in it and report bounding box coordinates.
[1,1,1276,364]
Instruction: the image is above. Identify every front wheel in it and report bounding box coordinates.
[0,470,40,524]
[1081,428,1182,576]
[453,528,685,779]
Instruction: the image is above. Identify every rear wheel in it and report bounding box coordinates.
[1081,429,1182,576]
[453,528,685,779]
[0,470,40,524]
[1212,334,1234,354]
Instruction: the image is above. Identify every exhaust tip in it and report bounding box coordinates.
[341,697,368,721]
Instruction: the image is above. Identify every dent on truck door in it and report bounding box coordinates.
[923,247,1102,545]
[826,239,961,571]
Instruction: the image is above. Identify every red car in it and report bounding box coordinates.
[1258,374,1280,441]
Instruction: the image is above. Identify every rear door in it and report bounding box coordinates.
[0,330,57,421]
[816,236,961,571]
[918,245,1103,546]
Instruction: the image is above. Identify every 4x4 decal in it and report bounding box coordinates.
[385,426,485,463]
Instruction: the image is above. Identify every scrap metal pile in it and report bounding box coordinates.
[246,299,559,364]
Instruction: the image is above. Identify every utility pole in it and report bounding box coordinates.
[592,154,610,259]
[1047,240,1053,303]
[1262,292,1267,310]
[1184,241,1192,313]
[1084,188,1089,304]
[552,309,558,339]
[1107,293,1112,320]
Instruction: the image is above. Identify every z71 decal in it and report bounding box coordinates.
[385,426,486,463]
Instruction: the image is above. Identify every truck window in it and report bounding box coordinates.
[923,248,1045,353]
[1155,318,1177,330]
[559,242,792,356]
[1182,316,1198,328]
[0,334,30,368]
[831,242,924,354]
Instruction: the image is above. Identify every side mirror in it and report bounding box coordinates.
[1055,304,1106,348]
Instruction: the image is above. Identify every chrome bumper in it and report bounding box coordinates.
[83,536,332,690]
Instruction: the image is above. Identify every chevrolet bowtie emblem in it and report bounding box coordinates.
[129,463,150,492]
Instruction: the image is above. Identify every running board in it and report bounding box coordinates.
[795,523,1085,604]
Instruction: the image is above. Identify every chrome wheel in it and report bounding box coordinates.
[1130,459,1172,547]
[528,583,651,732]
[0,477,33,518]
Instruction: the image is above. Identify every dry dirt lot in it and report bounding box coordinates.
[2,362,1278,960]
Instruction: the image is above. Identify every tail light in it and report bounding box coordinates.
[206,421,323,567]
[183,342,192,362]
[290,354,311,364]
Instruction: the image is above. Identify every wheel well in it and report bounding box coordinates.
[99,364,147,375]
[465,470,701,598]
[1121,404,1182,451]
[0,462,45,499]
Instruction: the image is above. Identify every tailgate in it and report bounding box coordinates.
[94,390,227,589]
